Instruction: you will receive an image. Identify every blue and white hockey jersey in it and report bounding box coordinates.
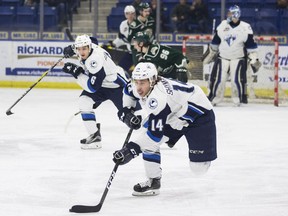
[123,77,213,149]
[76,44,128,93]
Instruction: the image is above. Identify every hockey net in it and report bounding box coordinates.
[182,35,288,106]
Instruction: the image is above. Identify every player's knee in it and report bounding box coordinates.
[189,161,211,176]
[79,95,94,111]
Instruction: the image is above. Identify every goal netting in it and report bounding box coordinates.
[182,35,288,106]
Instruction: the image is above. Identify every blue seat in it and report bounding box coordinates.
[16,6,37,30]
[38,6,59,31]
[280,9,288,34]
[0,6,15,30]
[107,15,125,32]
[111,7,125,16]
[241,7,259,24]
[255,8,280,34]
[1,0,21,7]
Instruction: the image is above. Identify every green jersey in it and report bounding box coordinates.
[140,43,188,78]
[128,16,156,43]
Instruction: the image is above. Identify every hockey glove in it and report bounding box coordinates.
[202,44,218,64]
[250,59,262,73]
[63,45,75,58]
[175,67,188,83]
[62,62,84,79]
[118,107,142,130]
[248,52,262,73]
[113,142,141,165]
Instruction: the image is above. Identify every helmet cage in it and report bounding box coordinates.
[227,5,241,22]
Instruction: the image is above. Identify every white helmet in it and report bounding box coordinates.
[74,34,92,49]
[124,5,135,14]
[132,62,158,84]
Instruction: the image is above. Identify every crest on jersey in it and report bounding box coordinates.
[148,98,158,109]
[151,46,158,55]
[224,34,236,46]
[90,60,97,68]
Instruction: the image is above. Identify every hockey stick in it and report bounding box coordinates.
[6,57,64,116]
[65,28,74,41]
[69,128,133,213]
[64,111,81,133]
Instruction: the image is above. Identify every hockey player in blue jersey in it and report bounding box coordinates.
[113,62,217,196]
[62,34,129,149]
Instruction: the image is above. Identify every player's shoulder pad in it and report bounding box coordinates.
[217,20,228,30]
[240,21,253,34]
[146,83,167,114]
[149,43,161,56]
[85,45,104,74]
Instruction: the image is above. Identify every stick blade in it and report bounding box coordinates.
[6,110,14,116]
[69,204,102,213]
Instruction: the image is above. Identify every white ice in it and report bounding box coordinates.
[0,88,288,216]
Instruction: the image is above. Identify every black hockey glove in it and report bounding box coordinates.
[118,107,142,130]
[63,45,75,58]
[113,142,141,165]
[62,62,84,79]
[175,67,188,83]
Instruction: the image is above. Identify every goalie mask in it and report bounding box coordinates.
[227,5,241,23]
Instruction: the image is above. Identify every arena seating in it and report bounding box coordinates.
[107,0,287,35]
[0,0,59,31]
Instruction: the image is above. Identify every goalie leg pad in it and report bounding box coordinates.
[208,58,228,105]
[230,58,247,105]
[202,44,218,65]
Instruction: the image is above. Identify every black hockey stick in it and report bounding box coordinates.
[65,28,74,41]
[69,128,133,213]
[6,57,64,116]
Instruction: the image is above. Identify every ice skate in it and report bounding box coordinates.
[132,178,161,196]
[80,123,101,149]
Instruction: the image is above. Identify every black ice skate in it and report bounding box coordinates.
[80,123,101,149]
[132,178,161,196]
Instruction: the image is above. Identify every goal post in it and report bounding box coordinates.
[182,35,286,106]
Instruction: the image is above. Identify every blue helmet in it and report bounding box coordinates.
[227,5,241,23]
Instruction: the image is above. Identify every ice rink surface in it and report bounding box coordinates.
[0,88,288,216]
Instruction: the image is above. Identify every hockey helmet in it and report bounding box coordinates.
[138,2,150,11]
[124,5,135,14]
[132,31,151,47]
[227,5,241,22]
[74,34,92,49]
[132,62,158,84]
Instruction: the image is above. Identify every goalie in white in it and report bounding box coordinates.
[203,5,261,106]
[62,34,129,149]
[113,62,217,196]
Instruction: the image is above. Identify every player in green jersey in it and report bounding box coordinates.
[132,31,189,82]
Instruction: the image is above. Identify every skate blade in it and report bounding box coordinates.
[81,142,102,150]
[132,189,160,196]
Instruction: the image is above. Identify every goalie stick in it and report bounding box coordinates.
[69,128,133,213]
[6,57,64,116]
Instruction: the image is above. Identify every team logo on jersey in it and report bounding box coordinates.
[224,34,236,46]
[130,21,136,27]
[90,60,97,68]
[151,46,158,55]
[148,98,158,109]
